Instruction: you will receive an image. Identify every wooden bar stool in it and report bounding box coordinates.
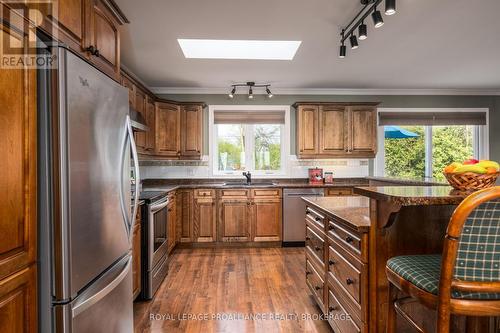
[385,186,500,333]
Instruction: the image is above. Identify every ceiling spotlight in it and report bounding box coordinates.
[339,44,346,58]
[228,86,236,98]
[248,86,254,99]
[385,0,396,15]
[372,6,384,28]
[349,35,358,49]
[266,87,273,98]
[358,22,367,40]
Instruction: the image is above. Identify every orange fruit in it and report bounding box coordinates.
[486,167,498,175]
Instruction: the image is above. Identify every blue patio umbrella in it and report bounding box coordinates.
[384,126,420,139]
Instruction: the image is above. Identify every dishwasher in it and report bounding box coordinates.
[283,188,324,246]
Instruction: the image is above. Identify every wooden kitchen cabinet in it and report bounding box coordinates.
[180,104,203,159]
[145,96,156,152]
[134,88,147,153]
[193,191,217,242]
[295,102,378,158]
[155,102,181,158]
[177,190,193,243]
[0,8,37,331]
[252,198,282,242]
[132,208,141,300]
[167,195,177,253]
[218,199,252,242]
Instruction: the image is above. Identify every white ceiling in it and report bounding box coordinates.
[116,0,500,91]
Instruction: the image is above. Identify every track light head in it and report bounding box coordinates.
[372,7,384,28]
[228,86,236,98]
[266,87,273,98]
[349,35,359,49]
[339,44,346,58]
[358,23,367,40]
[385,0,396,15]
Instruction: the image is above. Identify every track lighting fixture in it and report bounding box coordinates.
[228,86,236,98]
[372,6,384,28]
[349,35,359,49]
[358,22,367,40]
[227,82,273,98]
[385,0,396,15]
[338,0,396,58]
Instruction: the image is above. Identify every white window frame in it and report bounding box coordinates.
[374,108,490,178]
[209,105,291,177]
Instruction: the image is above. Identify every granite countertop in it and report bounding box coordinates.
[366,176,448,186]
[353,186,468,206]
[302,196,371,232]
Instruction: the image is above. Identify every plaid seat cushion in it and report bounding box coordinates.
[387,255,500,300]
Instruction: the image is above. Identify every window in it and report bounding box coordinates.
[376,109,489,181]
[210,106,290,176]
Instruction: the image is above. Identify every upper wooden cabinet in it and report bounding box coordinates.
[155,102,181,158]
[295,102,378,158]
[180,104,203,159]
[145,96,156,152]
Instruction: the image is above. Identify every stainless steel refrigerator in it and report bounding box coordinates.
[38,44,140,332]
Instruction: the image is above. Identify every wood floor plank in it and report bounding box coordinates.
[134,248,332,333]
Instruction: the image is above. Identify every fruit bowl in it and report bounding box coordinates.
[444,171,500,191]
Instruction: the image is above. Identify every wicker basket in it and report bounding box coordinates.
[444,172,500,191]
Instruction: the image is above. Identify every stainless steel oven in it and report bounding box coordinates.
[139,191,170,299]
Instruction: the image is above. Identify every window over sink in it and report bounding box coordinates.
[209,106,290,177]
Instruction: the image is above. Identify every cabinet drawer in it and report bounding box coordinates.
[306,258,325,310]
[306,206,325,230]
[324,188,353,196]
[306,225,325,269]
[328,244,362,304]
[219,189,249,198]
[327,220,363,258]
[251,188,281,197]
[327,285,362,333]
[194,189,214,198]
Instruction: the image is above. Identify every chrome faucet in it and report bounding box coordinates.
[243,171,252,185]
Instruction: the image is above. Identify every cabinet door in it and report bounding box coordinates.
[177,190,193,243]
[167,200,176,253]
[131,223,141,300]
[0,20,37,281]
[180,105,202,159]
[252,198,282,242]
[218,200,251,242]
[319,105,348,155]
[87,0,120,79]
[349,107,377,156]
[193,198,216,242]
[145,97,156,152]
[0,266,37,333]
[297,105,319,156]
[134,88,147,153]
[121,75,135,107]
[155,102,180,158]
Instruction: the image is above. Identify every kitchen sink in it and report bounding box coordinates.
[222,182,277,187]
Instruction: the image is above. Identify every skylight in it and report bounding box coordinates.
[177,39,302,60]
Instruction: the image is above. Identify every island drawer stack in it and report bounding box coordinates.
[304,204,369,333]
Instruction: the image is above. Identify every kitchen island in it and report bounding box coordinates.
[303,186,493,333]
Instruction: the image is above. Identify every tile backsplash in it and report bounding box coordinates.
[140,155,370,179]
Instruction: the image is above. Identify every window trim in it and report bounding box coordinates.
[374,108,490,178]
[209,105,291,177]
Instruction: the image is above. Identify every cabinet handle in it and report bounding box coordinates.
[346,278,354,285]
[315,246,321,251]
[168,208,172,212]
[315,217,321,222]
[345,236,354,244]
[328,260,335,266]
[315,286,321,291]
[94,48,100,57]
[86,45,99,57]
[305,236,311,241]
[306,271,312,275]
[328,306,337,312]
[328,225,334,231]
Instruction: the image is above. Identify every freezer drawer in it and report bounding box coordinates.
[54,255,133,333]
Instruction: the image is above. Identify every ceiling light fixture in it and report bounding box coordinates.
[338,0,396,58]
[227,82,273,99]
[385,0,396,15]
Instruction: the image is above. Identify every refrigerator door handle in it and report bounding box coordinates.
[127,115,140,231]
[71,257,131,317]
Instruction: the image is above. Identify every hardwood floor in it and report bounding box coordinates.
[134,248,332,333]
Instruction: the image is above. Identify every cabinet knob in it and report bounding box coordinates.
[86,45,99,57]
[306,271,312,275]
[328,225,334,231]
[328,306,336,312]
[315,246,321,251]
[346,278,354,285]
[345,236,354,244]
[315,286,321,291]
[315,217,321,222]
[328,260,335,266]
[305,236,311,241]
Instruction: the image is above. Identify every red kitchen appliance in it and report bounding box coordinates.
[308,168,324,184]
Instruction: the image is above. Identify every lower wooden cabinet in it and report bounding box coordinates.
[193,192,217,243]
[218,199,251,242]
[0,265,37,333]
[177,190,193,243]
[132,208,142,300]
[167,195,177,253]
[252,198,282,242]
